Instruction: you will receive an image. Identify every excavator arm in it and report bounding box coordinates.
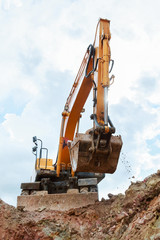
[56,18,122,177]
[56,49,93,176]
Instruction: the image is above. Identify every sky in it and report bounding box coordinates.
[0,0,160,206]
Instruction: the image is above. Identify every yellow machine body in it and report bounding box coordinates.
[36,158,54,171]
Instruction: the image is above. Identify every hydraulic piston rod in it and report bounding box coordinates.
[104,86,108,126]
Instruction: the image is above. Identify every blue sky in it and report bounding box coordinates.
[0,0,160,205]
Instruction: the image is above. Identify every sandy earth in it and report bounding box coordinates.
[0,170,160,240]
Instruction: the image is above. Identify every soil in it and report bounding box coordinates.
[1,170,160,240]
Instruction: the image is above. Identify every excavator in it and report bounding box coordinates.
[17,18,123,211]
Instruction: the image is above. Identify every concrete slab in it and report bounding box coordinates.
[17,192,98,211]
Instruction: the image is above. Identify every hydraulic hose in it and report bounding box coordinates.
[85,44,99,78]
[85,44,95,78]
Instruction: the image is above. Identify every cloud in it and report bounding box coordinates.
[0,71,74,206]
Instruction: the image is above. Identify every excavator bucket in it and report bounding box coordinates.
[69,133,122,173]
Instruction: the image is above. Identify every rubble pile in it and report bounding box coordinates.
[0,170,160,240]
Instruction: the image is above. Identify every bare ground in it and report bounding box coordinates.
[1,170,160,240]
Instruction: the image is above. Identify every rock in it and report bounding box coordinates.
[116,211,129,222]
[37,206,46,212]
[17,206,25,211]
[108,193,114,199]
[67,189,79,194]
[150,233,160,240]
[147,178,160,187]
[79,187,88,193]
[101,197,106,202]
[1,170,160,239]
[156,169,160,175]
[128,208,134,215]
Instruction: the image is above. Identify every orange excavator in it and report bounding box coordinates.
[17,18,122,211]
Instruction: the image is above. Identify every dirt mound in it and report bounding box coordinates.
[1,171,160,240]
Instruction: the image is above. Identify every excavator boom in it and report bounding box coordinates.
[56,18,122,176]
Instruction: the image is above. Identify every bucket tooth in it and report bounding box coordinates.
[69,133,122,173]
